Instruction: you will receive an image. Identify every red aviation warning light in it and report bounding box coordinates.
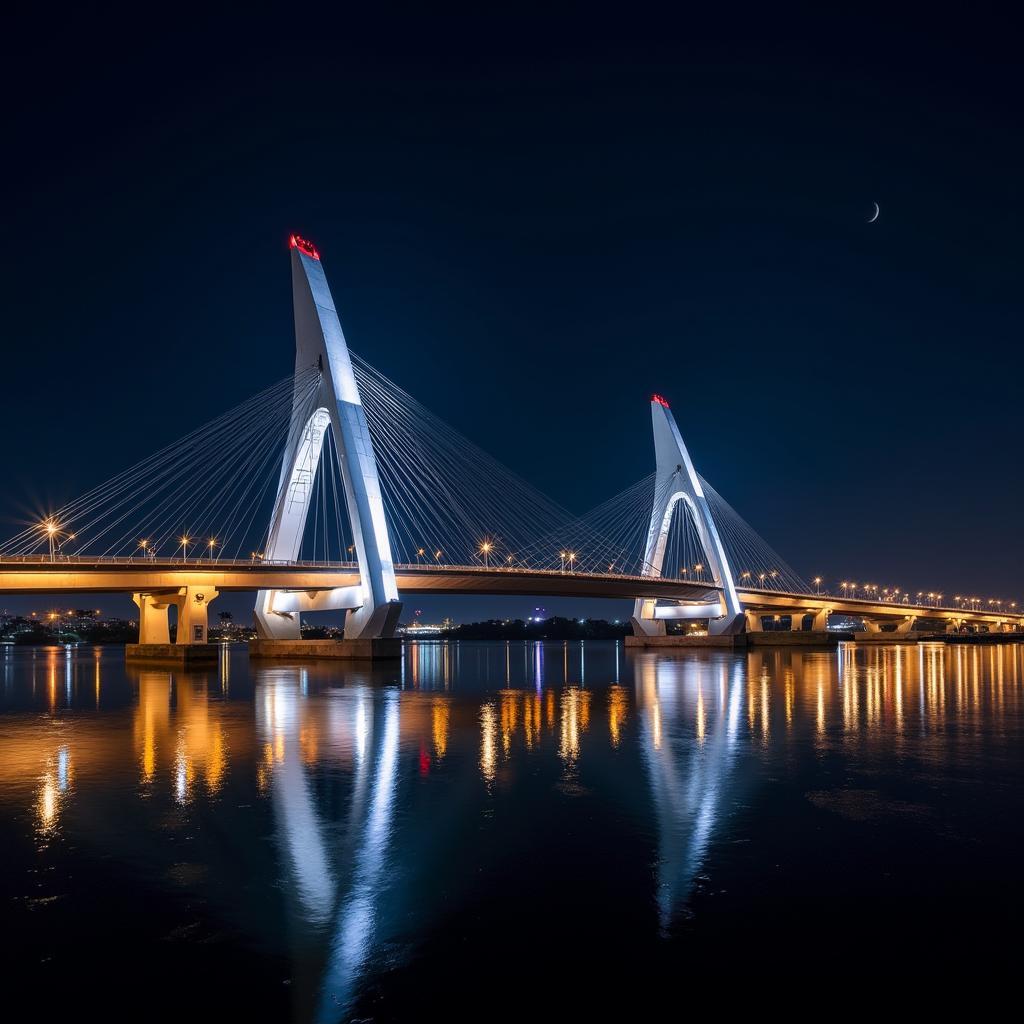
[289,234,320,260]
[651,393,670,408]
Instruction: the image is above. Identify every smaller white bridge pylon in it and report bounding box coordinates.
[632,395,744,636]
[255,236,401,640]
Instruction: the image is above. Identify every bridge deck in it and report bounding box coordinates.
[0,558,1016,625]
[0,558,720,602]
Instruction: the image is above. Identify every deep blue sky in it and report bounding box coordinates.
[2,8,1021,621]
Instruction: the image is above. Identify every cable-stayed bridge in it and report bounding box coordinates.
[2,235,1019,654]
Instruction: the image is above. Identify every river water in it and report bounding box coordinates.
[2,640,1022,1018]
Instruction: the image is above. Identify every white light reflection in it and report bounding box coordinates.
[317,689,400,1019]
[257,670,335,925]
[636,654,744,931]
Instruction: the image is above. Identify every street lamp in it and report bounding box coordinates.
[813,576,822,595]
[208,538,217,562]
[42,519,59,562]
[179,535,190,562]
[480,541,493,568]
[567,551,577,572]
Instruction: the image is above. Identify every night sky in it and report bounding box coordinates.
[2,10,1021,621]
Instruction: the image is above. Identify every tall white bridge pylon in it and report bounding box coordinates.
[632,395,745,636]
[254,236,402,640]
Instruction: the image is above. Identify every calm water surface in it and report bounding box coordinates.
[2,640,1023,1018]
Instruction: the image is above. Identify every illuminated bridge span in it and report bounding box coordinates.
[2,235,1020,643]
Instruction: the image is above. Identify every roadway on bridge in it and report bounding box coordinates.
[0,559,720,602]
[1,558,1018,627]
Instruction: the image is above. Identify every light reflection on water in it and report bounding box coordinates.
[3,639,1024,1016]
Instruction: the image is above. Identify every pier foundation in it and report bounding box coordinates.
[125,643,220,666]
[249,638,402,660]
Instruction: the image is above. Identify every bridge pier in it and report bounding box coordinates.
[128,587,220,662]
[133,592,174,645]
[249,637,401,660]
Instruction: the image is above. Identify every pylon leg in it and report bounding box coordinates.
[256,237,401,640]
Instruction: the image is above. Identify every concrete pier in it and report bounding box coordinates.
[747,630,842,647]
[853,631,922,644]
[625,634,747,650]
[249,638,402,660]
[125,643,220,666]
[626,631,845,650]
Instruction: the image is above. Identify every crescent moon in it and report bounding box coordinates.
[868,202,880,223]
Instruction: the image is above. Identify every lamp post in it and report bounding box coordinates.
[44,520,58,562]
[179,536,190,563]
[480,541,492,569]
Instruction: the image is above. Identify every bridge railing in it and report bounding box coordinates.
[0,554,361,568]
